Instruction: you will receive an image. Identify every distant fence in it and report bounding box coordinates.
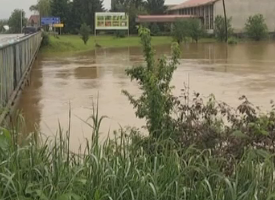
[0,32,42,123]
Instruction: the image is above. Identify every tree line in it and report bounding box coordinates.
[27,0,166,34]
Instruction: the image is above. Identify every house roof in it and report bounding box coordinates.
[136,15,198,23]
[169,0,219,10]
[28,15,40,24]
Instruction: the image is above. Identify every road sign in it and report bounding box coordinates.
[53,23,64,28]
[41,17,60,25]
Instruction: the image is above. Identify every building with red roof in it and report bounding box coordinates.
[168,0,275,33]
[28,15,40,27]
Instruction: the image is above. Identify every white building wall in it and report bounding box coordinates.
[214,0,275,33]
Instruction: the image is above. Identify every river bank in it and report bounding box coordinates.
[41,35,216,54]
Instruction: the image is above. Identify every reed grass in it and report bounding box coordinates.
[1,106,275,200]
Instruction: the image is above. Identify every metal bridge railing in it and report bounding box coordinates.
[0,32,42,110]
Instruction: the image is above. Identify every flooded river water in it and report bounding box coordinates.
[17,42,275,148]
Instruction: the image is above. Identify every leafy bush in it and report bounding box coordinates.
[188,18,205,43]
[245,14,268,41]
[41,32,50,47]
[79,23,91,45]
[172,19,189,44]
[114,30,127,38]
[227,36,238,44]
[214,15,233,41]
[150,23,161,36]
[123,27,180,138]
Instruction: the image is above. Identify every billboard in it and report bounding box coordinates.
[95,12,129,30]
[41,17,60,25]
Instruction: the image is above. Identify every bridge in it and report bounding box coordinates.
[0,32,42,125]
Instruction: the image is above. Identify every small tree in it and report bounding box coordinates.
[172,20,189,44]
[8,9,27,33]
[188,19,205,43]
[79,23,91,45]
[150,23,160,36]
[214,15,233,42]
[123,27,180,138]
[245,14,268,41]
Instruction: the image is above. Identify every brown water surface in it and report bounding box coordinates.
[17,42,275,148]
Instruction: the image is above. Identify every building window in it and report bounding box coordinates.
[210,5,214,29]
[203,5,214,30]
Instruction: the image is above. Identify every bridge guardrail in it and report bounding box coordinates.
[0,32,42,122]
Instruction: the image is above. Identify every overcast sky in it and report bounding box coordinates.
[0,0,185,19]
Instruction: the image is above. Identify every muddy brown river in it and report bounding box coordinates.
[17,42,275,148]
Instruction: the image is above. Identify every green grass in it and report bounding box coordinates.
[41,35,217,54]
[1,110,275,200]
[41,35,173,54]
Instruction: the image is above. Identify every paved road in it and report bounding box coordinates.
[0,34,24,47]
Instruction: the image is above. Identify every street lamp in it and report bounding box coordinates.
[21,9,23,33]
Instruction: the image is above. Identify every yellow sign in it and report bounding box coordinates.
[95,12,129,30]
[53,23,64,28]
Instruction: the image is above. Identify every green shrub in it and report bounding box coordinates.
[172,19,189,44]
[245,14,268,41]
[79,23,91,45]
[227,36,238,44]
[114,30,127,38]
[41,32,50,47]
[123,27,180,138]
[188,18,205,43]
[150,23,161,36]
[214,15,233,41]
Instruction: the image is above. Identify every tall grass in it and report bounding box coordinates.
[1,107,275,200]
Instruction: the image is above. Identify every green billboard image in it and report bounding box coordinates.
[95,12,129,30]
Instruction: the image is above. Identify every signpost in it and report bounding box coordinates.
[53,23,64,35]
[95,12,129,36]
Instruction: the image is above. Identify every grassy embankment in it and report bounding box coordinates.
[41,35,172,53]
[41,35,216,54]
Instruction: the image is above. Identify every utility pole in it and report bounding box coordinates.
[222,0,228,42]
[21,9,23,33]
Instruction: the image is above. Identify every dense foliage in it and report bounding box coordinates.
[8,9,27,33]
[41,32,50,47]
[51,0,71,33]
[146,0,166,15]
[172,20,190,44]
[79,23,91,45]
[171,19,205,44]
[30,0,51,18]
[245,14,268,41]
[214,15,233,42]
[150,23,161,36]
[188,19,205,43]
[29,0,104,34]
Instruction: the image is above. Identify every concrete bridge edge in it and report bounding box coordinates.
[0,36,42,126]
